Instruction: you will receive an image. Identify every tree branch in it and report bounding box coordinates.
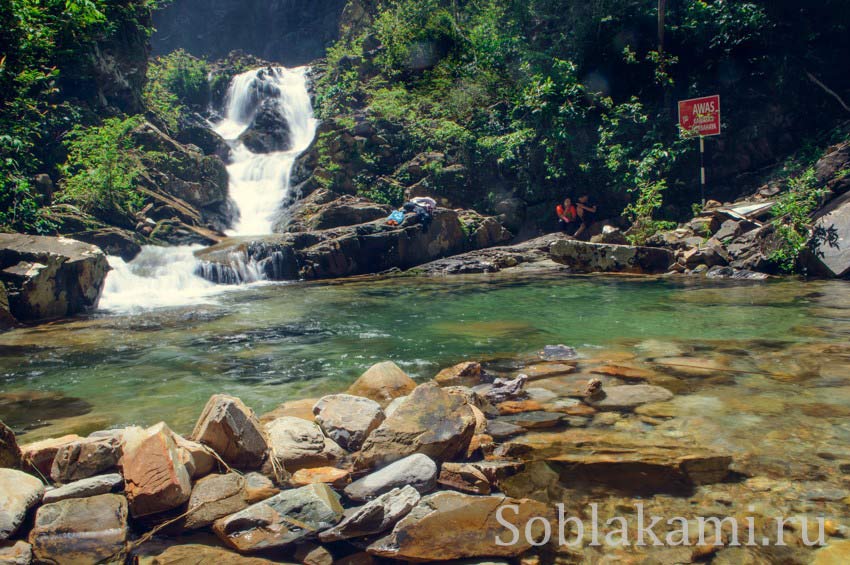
[807,71,850,113]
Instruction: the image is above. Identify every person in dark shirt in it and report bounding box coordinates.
[574,194,597,239]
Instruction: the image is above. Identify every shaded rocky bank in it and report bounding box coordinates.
[4,340,850,564]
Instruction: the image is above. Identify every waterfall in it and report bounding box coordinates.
[98,66,316,312]
[214,66,318,236]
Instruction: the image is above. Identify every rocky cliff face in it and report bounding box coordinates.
[151,0,348,66]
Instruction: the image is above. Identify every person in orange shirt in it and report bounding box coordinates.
[556,197,578,235]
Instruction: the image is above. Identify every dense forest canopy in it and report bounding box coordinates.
[1,0,848,267]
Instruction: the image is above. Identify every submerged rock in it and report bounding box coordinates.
[213,483,343,552]
[265,417,346,473]
[29,494,128,564]
[122,423,192,518]
[588,384,674,411]
[313,394,384,451]
[42,473,123,504]
[0,234,110,322]
[319,485,420,542]
[345,453,438,502]
[346,361,417,408]
[0,469,44,540]
[367,492,551,561]
[356,383,476,470]
[192,394,267,469]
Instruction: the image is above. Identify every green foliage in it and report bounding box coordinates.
[144,49,210,131]
[60,116,146,215]
[769,168,827,273]
[623,180,677,245]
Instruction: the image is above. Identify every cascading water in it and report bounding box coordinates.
[98,66,316,312]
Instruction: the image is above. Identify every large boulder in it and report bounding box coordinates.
[0,234,109,322]
[191,394,267,469]
[213,483,343,552]
[346,361,417,408]
[0,421,20,468]
[121,423,192,517]
[50,434,122,483]
[20,434,81,477]
[238,99,292,153]
[265,417,346,473]
[319,485,420,542]
[0,469,44,540]
[367,492,551,561]
[549,239,674,274]
[355,383,476,470]
[313,394,385,451]
[344,453,438,502]
[805,193,850,277]
[29,494,128,564]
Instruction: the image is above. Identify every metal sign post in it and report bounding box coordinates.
[678,95,721,205]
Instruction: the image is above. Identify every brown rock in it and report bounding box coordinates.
[259,398,318,425]
[434,361,483,386]
[0,540,31,564]
[313,394,384,451]
[29,494,128,565]
[0,422,20,469]
[0,469,44,540]
[293,542,333,565]
[183,473,252,530]
[50,434,121,483]
[522,363,577,381]
[367,492,550,561]
[346,361,416,407]
[497,400,543,415]
[20,434,81,477]
[590,364,654,381]
[244,472,279,503]
[438,462,491,494]
[140,544,281,564]
[356,383,476,470]
[122,423,192,518]
[290,467,351,489]
[265,417,346,473]
[174,435,216,479]
[192,395,267,469]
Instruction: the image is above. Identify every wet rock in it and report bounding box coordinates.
[497,411,564,429]
[590,364,654,381]
[438,462,491,494]
[139,544,280,564]
[50,434,121,483]
[69,227,141,262]
[588,384,674,411]
[42,473,123,504]
[0,234,110,322]
[290,467,351,489]
[319,485,420,542]
[213,483,343,552]
[538,344,579,362]
[0,469,44,540]
[485,420,526,439]
[346,361,416,408]
[367,492,550,561]
[313,394,384,451]
[122,423,192,517]
[435,361,483,386]
[182,473,253,530]
[20,435,81,477]
[549,239,674,274]
[29,494,128,564]
[191,394,267,469]
[294,195,392,231]
[466,461,526,486]
[265,417,346,473]
[497,399,543,415]
[478,374,527,404]
[356,383,476,470]
[345,454,438,502]
[522,363,577,381]
[0,541,31,565]
[0,422,20,469]
[238,99,292,153]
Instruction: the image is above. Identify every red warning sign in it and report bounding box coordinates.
[678,95,721,137]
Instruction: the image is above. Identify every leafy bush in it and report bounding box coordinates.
[769,168,827,273]
[60,116,147,215]
[144,50,210,131]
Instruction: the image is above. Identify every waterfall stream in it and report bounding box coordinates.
[99,66,316,312]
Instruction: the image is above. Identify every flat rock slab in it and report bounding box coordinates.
[29,493,128,564]
[549,239,674,274]
[346,361,417,407]
[213,483,343,553]
[138,544,283,565]
[497,411,564,429]
[43,473,123,504]
[313,394,384,451]
[588,384,674,411]
[522,363,577,381]
[192,394,267,469]
[0,469,44,540]
[356,383,476,470]
[345,453,437,502]
[367,491,551,561]
[319,485,420,542]
[485,420,526,439]
[290,467,351,489]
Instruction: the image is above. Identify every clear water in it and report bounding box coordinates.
[2,273,847,443]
